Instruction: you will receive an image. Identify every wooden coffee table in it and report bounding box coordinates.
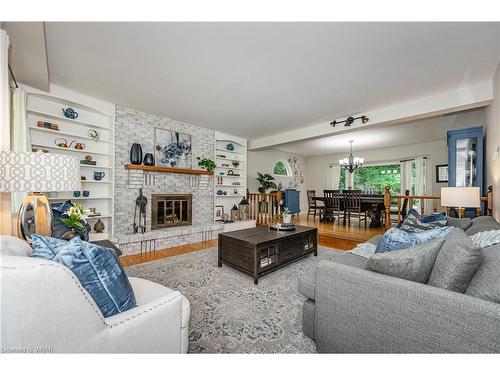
[218,225,318,284]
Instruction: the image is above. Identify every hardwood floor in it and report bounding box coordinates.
[120,213,382,266]
[120,239,217,267]
[293,213,383,250]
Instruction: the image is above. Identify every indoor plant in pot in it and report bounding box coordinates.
[256,172,277,193]
[197,157,216,173]
[59,203,91,240]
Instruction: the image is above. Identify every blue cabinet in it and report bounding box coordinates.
[280,189,300,215]
[447,125,484,217]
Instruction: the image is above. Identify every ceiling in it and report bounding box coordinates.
[275,108,486,156]
[41,22,500,139]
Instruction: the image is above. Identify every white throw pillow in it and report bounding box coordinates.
[349,242,377,258]
[0,235,32,257]
[470,229,500,248]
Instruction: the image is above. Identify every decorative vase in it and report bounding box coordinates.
[94,219,105,233]
[282,214,292,224]
[130,143,143,165]
[143,153,155,166]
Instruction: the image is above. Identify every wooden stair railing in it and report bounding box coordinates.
[246,191,283,225]
[383,185,493,230]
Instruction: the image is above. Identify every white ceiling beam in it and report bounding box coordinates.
[248,80,493,150]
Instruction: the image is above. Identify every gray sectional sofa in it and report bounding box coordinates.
[299,216,500,353]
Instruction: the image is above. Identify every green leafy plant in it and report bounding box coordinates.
[256,172,277,193]
[282,207,290,215]
[197,157,216,173]
[60,203,89,232]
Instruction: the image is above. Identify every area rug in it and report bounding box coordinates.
[125,246,342,353]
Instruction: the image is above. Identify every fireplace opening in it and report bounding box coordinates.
[152,194,192,229]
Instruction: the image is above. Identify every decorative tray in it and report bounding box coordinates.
[269,224,296,231]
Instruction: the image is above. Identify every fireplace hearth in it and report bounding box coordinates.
[151,193,192,229]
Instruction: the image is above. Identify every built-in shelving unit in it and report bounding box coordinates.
[214,132,255,231]
[27,92,114,241]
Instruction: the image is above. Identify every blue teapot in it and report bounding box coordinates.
[62,107,78,119]
[93,171,106,181]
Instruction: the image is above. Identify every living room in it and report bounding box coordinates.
[1,1,500,373]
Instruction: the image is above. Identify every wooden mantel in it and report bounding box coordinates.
[124,164,213,175]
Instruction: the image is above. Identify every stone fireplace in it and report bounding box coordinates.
[152,193,192,229]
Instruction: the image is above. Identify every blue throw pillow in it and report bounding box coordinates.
[31,234,136,317]
[52,201,90,241]
[398,209,448,233]
[375,226,453,254]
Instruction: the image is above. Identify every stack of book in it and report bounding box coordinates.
[37,121,59,131]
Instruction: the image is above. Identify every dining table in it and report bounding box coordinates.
[311,194,385,228]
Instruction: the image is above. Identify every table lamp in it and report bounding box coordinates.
[440,187,480,218]
[0,151,80,241]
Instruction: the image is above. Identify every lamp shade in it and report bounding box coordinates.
[0,151,81,192]
[441,187,480,208]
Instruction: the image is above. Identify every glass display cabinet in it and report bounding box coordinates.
[447,125,484,217]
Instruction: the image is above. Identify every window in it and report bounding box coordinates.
[339,164,401,193]
[273,160,292,176]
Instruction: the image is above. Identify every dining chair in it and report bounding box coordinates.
[343,190,368,227]
[306,190,320,221]
[322,190,344,224]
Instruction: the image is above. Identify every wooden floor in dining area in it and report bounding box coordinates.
[293,213,383,250]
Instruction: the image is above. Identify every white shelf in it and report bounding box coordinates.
[29,126,111,143]
[216,148,244,155]
[48,196,111,201]
[86,215,112,220]
[216,156,244,162]
[27,109,111,130]
[81,180,113,184]
[79,165,113,170]
[216,184,245,187]
[215,195,245,198]
[216,166,244,171]
[32,144,111,156]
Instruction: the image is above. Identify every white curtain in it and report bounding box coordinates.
[400,160,412,195]
[414,157,427,211]
[0,29,12,235]
[11,88,30,151]
[10,87,30,211]
[328,165,340,190]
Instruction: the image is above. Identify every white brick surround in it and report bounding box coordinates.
[113,105,221,255]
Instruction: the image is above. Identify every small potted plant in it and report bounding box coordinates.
[197,157,216,173]
[232,160,240,168]
[60,203,90,240]
[282,207,292,224]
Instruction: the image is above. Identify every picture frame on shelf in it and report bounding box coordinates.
[215,205,224,220]
[154,127,192,169]
[436,164,448,183]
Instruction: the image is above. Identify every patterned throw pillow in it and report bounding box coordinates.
[375,226,453,254]
[469,229,500,248]
[31,234,136,317]
[399,209,447,233]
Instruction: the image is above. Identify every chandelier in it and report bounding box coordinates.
[339,140,364,173]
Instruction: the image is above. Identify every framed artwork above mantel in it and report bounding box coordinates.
[154,128,192,169]
[436,164,449,183]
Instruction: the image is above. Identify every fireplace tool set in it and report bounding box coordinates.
[133,188,148,234]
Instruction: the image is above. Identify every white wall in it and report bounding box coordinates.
[486,62,500,221]
[247,149,308,212]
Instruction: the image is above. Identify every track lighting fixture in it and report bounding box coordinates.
[330,115,369,127]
